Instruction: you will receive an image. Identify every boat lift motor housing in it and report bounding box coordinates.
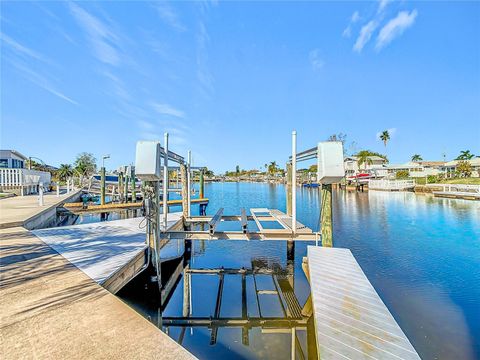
[317,141,345,184]
[135,141,163,181]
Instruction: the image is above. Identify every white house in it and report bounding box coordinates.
[441,158,480,178]
[0,150,28,169]
[386,161,445,178]
[0,150,51,195]
[344,156,388,178]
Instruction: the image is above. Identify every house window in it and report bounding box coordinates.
[0,159,7,168]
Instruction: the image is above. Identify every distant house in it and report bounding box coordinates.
[0,150,28,169]
[386,161,445,178]
[0,150,51,195]
[344,156,388,177]
[441,158,480,178]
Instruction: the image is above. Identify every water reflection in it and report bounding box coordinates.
[115,183,479,359]
[120,238,317,360]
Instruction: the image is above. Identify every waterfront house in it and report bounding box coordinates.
[386,161,445,178]
[344,156,388,178]
[441,158,480,178]
[0,149,51,195]
[0,149,27,169]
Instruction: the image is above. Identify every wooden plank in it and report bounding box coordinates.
[307,246,420,360]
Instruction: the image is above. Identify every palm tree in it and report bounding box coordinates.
[268,161,278,176]
[356,150,374,170]
[411,154,422,162]
[56,164,73,182]
[379,130,390,147]
[456,150,475,160]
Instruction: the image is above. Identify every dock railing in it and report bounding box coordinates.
[0,168,51,195]
[428,183,480,194]
[368,179,415,191]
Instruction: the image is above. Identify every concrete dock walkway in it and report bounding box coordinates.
[0,227,195,359]
[0,193,195,359]
[0,190,81,229]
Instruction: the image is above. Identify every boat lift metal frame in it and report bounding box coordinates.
[162,265,313,359]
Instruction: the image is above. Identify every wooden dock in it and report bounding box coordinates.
[62,198,209,213]
[307,246,420,360]
[430,184,480,200]
[32,213,183,293]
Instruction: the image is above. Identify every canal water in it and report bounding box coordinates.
[114,182,479,360]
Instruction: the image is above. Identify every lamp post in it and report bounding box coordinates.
[101,154,110,205]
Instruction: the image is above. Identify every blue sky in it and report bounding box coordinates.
[1,1,479,172]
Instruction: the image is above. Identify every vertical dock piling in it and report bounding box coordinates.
[130,167,136,202]
[118,171,124,202]
[320,184,333,247]
[286,162,292,216]
[100,167,106,205]
[199,170,204,199]
[124,172,129,203]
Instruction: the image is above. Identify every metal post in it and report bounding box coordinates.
[199,169,204,199]
[187,150,192,218]
[291,131,297,234]
[320,184,333,247]
[163,133,169,229]
[131,166,136,203]
[181,164,188,219]
[100,167,106,205]
[39,182,44,206]
[66,178,70,194]
[56,182,60,197]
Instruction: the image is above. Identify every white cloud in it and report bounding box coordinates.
[196,20,214,98]
[151,102,185,118]
[353,20,377,52]
[342,11,360,38]
[0,33,50,63]
[8,60,78,105]
[351,11,360,23]
[378,0,391,14]
[154,2,186,32]
[69,3,121,65]
[376,10,418,50]
[309,49,324,71]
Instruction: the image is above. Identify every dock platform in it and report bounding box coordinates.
[31,213,183,293]
[0,226,195,359]
[307,246,420,359]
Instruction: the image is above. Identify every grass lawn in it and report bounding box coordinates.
[412,177,480,185]
[439,178,480,185]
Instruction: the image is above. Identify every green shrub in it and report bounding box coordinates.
[427,175,438,184]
